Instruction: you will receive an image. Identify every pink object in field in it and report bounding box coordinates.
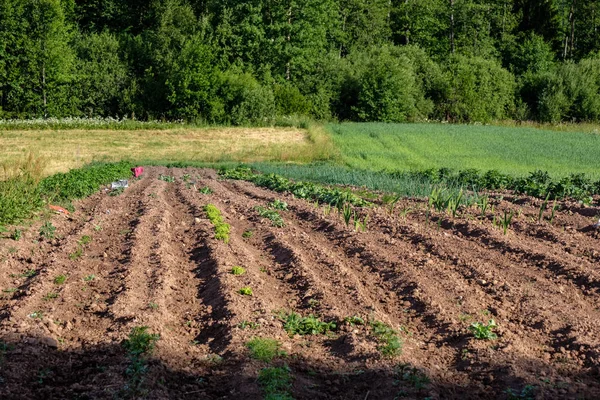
[131,167,144,177]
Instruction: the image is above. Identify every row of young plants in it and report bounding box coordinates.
[0,161,133,226]
[219,167,370,208]
[404,168,600,202]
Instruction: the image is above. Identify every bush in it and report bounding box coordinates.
[336,46,427,122]
[274,83,311,116]
[439,54,516,122]
[213,70,275,125]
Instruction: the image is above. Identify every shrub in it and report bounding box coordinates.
[274,83,312,116]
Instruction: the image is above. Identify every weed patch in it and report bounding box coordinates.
[256,206,285,227]
[122,326,160,396]
[54,275,67,285]
[246,338,286,362]
[231,266,246,275]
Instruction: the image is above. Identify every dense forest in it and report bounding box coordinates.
[1,0,599,124]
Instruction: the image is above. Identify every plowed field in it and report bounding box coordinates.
[1,167,599,399]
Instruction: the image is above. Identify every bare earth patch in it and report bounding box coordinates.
[0,167,599,399]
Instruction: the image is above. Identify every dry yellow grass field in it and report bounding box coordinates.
[0,126,335,176]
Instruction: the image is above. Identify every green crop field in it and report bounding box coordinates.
[329,123,600,179]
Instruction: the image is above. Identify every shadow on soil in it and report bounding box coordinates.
[0,334,598,399]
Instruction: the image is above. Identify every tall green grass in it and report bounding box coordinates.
[329,123,600,179]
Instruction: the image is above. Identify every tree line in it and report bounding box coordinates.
[1,0,599,124]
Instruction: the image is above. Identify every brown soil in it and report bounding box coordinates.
[1,167,599,399]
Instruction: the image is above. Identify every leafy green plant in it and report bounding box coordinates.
[158,174,175,183]
[246,337,286,362]
[239,287,253,296]
[39,222,56,239]
[2,288,18,294]
[182,174,191,182]
[79,235,92,246]
[54,275,67,285]
[370,320,402,357]
[395,364,431,390]
[269,199,288,210]
[148,302,159,310]
[256,206,285,227]
[231,266,246,275]
[383,193,402,214]
[204,204,231,243]
[279,311,336,336]
[242,230,253,239]
[198,186,213,194]
[447,189,463,218]
[123,326,160,356]
[469,319,498,340]
[29,311,44,319]
[11,229,22,241]
[549,200,559,224]
[69,248,83,260]
[83,274,95,282]
[258,366,293,400]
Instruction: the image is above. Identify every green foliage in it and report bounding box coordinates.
[469,319,498,340]
[158,174,175,183]
[279,311,336,336]
[255,206,285,228]
[258,366,294,400]
[231,266,246,276]
[242,230,253,239]
[198,186,213,194]
[204,204,231,243]
[246,337,285,362]
[370,320,402,357]
[239,287,253,296]
[39,222,56,239]
[54,274,67,285]
[39,161,133,201]
[269,200,288,211]
[123,326,160,356]
[11,229,22,241]
[505,385,536,400]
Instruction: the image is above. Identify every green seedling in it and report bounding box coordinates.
[78,235,92,246]
[242,230,253,239]
[370,320,402,357]
[342,203,353,227]
[83,274,95,282]
[239,287,253,296]
[258,366,293,400]
[93,224,102,232]
[238,320,260,330]
[148,302,159,310]
[148,193,158,199]
[469,319,498,340]
[124,326,160,356]
[11,269,36,278]
[29,311,44,319]
[477,195,489,217]
[11,229,22,241]
[538,193,550,222]
[69,248,83,260]
[182,174,191,182]
[255,206,284,227]
[447,189,464,218]
[383,193,402,214]
[344,316,365,326]
[501,210,514,235]
[231,266,246,275]
[39,222,56,239]
[2,288,17,294]
[279,311,336,336]
[198,186,213,194]
[158,174,175,183]
[54,275,67,285]
[43,292,59,301]
[269,199,288,210]
[395,364,431,390]
[246,337,286,362]
[505,385,536,400]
